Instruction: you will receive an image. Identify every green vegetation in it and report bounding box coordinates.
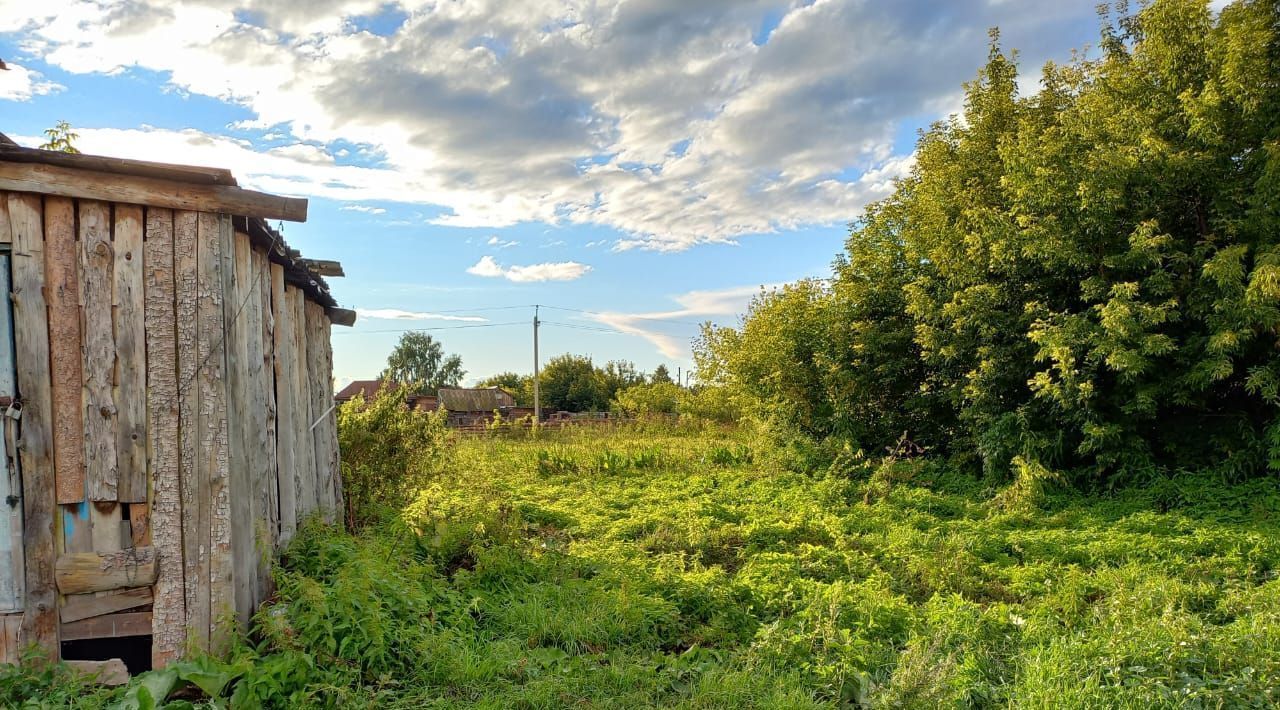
[7,2,1279,707]
[9,425,1278,707]
[700,0,1280,482]
[382,332,466,395]
[39,120,81,153]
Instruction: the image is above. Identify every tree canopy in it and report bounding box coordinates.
[698,0,1280,483]
[381,332,464,394]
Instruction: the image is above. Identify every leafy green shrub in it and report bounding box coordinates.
[337,382,450,529]
[696,0,1280,483]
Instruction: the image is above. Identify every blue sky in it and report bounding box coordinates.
[0,0,1104,386]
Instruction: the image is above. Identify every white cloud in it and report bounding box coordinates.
[356,308,488,322]
[589,283,783,359]
[3,0,1098,249]
[487,235,519,249]
[341,204,387,214]
[0,61,62,101]
[467,255,591,283]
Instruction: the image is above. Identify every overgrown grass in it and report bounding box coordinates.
[5,426,1279,707]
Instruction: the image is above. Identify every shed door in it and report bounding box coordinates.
[0,254,22,612]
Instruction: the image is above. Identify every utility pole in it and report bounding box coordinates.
[533,305,541,423]
[677,366,682,388]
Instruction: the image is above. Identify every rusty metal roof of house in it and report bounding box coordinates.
[0,131,350,318]
[437,387,517,412]
[335,379,394,402]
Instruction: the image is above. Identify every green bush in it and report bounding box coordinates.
[697,0,1280,482]
[337,382,450,529]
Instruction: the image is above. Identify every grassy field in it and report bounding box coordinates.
[6,425,1280,707]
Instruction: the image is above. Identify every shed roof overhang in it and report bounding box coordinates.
[0,133,353,324]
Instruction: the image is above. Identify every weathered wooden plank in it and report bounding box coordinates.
[0,145,237,186]
[272,269,298,544]
[55,548,157,595]
[174,209,208,652]
[0,162,308,222]
[65,658,130,685]
[62,503,92,553]
[8,192,58,656]
[90,502,121,554]
[225,231,255,628]
[42,196,85,505]
[291,289,317,519]
[327,307,357,327]
[113,205,147,503]
[254,248,277,597]
[318,318,340,516]
[79,200,119,502]
[203,213,233,652]
[127,504,150,547]
[60,611,151,641]
[60,587,153,623]
[300,258,343,277]
[0,614,20,665]
[0,249,21,612]
[145,207,184,667]
[306,301,337,522]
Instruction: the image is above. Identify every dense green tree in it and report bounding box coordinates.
[538,354,608,412]
[651,364,674,385]
[381,332,464,395]
[703,0,1280,482]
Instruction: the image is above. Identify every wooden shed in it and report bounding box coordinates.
[0,134,353,672]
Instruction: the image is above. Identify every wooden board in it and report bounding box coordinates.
[0,614,21,665]
[79,200,119,503]
[55,547,157,595]
[0,250,21,612]
[127,504,150,547]
[224,231,254,628]
[174,210,207,652]
[90,501,120,554]
[202,213,232,652]
[60,610,151,641]
[43,196,85,505]
[60,587,153,623]
[291,289,317,519]
[320,318,342,515]
[62,502,92,553]
[257,249,279,560]
[306,301,336,522]
[144,207,184,667]
[272,269,298,544]
[7,192,59,656]
[113,205,148,502]
[0,162,307,222]
[0,144,237,186]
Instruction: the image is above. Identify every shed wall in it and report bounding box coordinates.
[0,191,342,668]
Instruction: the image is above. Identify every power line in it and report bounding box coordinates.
[540,320,631,335]
[332,321,528,335]
[537,304,706,327]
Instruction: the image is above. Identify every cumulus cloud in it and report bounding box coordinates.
[356,308,487,322]
[590,283,783,359]
[467,255,591,283]
[487,236,519,249]
[341,204,387,214]
[0,61,63,101]
[2,0,1098,248]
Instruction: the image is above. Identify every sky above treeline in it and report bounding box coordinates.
[2,0,1115,386]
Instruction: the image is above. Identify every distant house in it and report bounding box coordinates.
[334,379,389,404]
[437,387,524,426]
